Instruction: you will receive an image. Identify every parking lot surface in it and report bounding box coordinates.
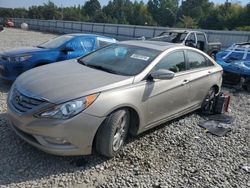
[0,28,249,188]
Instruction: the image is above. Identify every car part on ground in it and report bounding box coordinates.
[206,114,234,124]
[7,40,222,157]
[199,120,232,136]
[216,43,250,91]
[150,30,221,57]
[5,19,14,27]
[21,23,28,30]
[0,33,116,81]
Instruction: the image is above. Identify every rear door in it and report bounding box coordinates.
[145,50,191,126]
[184,49,215,107]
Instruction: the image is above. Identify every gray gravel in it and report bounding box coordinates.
[0,28,249,188]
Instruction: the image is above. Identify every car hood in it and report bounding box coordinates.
[1,46,51,56]
[14,59,134,104]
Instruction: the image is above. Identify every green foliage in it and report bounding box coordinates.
[178,15,198,29]
[0,0,249,31]
[148,0,178,26]
[235,26,250,31]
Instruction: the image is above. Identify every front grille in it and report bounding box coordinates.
[0,55,8,61]
[10,88,45,113]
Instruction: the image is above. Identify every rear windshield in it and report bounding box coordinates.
[78,44,161,76]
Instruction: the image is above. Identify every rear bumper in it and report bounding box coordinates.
[7,106,105,156]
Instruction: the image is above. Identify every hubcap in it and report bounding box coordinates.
[113,115,127,151]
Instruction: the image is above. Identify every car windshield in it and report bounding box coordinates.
[151,32,187,43]
[78,44,161,76]
[37,35,73,49]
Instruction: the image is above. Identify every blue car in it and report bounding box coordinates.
[0,34,116,81]
[216,42,250,89]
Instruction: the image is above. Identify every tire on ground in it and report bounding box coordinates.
[95,109,130,158]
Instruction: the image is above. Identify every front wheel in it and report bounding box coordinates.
[95,109,130,158]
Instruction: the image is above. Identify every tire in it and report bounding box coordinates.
[201,87,216,114]
[95,109,130,158]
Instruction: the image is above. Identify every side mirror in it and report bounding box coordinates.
[150,69,175,80]
[61,47,74,53]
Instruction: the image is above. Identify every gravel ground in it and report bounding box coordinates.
[0,28,249,188]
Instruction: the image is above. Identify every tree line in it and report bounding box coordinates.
[0,0,250,31]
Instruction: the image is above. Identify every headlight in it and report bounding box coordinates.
[7,55,32,62]
[36,93,99,119]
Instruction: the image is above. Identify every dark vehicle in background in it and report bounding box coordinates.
[0,24,3,31]
[151,30,221,57]
[216,43,250,91]
[0,33,116,81]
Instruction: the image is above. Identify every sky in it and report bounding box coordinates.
[0,0,248,8]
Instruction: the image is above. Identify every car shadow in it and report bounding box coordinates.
[0,110,200,186]
[0,113,109,186]
[0,79,11,93]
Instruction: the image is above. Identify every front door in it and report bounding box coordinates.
[145,50,190,126]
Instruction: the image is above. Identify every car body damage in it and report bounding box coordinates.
[216,43,250,90]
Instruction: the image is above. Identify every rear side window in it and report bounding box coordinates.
[206,57,215,66]
[79,38,95,51]
[155,51,186,73]
[187,50,207,69]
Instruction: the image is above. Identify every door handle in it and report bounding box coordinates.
[181,79,189,86]
[208,71,212,74]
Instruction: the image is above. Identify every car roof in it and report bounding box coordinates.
[119,40,184,51]
[161,30,204,34]
[66,33,115,40]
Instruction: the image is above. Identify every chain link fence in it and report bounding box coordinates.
[1,17,250,48]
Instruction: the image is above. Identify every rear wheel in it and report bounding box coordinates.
[95,109,130,158]
[201,87,216,114]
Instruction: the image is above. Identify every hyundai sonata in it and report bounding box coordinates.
[7,41,222,157]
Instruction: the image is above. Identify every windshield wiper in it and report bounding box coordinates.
[78,59,120,75]
[87,64,118,74]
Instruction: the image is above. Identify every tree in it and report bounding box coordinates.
[103,0,134,24]
[147,0,178,26]
[84,0,101,17]
[126,1,156,25]
[179,0,214,26]
[178,15,198,28]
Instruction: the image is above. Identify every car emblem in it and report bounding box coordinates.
[15,95,22,104]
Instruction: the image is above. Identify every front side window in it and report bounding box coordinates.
[65,38,84,51]
[154,51,186,73]
[185,33,196,47]
[187,50,207,69]
[78,44,161,76]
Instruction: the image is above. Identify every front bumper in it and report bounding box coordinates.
[0,60,25,81]
[7,106,105,156]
